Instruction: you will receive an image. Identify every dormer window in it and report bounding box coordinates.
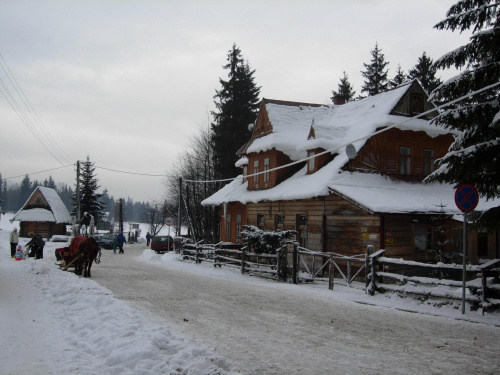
[307,150,316,173]
[411,94,424,115]
[243,165,248,182]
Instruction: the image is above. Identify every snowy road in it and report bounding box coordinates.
[93,245,500,375]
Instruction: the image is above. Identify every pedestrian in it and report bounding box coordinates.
[146,232,151,246]
[9,228,19,258]
[117,232,126,254]
[26,234,45,259]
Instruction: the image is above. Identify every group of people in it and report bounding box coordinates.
[9,228,45,259]
[8,227,147,259]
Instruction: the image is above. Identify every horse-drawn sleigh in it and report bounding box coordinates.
[56,235,101,277]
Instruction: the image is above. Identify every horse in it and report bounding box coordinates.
[74,237,101,277]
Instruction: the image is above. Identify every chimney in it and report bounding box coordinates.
[333,95,346,106]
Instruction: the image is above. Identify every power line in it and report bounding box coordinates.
[5,164,74,180]
[0,53,73,165]
[0,54,73,164]
[5,81,499,185]
[94,165,165,177]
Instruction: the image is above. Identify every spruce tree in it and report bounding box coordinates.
[43,176,56,189]
[72,156,105,226]
[390,64,408,88]
[18,174,33,208]
[426,0,500,229]
[361,42,390,96]
[408,52,443,93]
[331,71,356,103]
[211,44,261,180]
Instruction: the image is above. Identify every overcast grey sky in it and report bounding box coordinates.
[0,0,470,203]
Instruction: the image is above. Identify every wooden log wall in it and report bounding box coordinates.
[19,221,67,238]
[245,195,380,257]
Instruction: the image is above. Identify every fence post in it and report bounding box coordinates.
[328,256,335,290]
[367,249,385,296]
[370,255,377,295]
[292,242,298,284]
[241,248,246,274]
[276,248,281,281]
[365,245,374,292]
[347,259,351,283]
[312,254,316,277]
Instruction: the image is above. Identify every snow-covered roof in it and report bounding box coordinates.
[328,173,499,215]
[247,82,449,162]
[202,82,499,213]
[11,186,72,223]
[203,168,499,215]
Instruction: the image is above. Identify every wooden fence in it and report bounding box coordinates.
[292,244,366,289]
[367,249,500,314]
[180,242,500,314]
[182,241,286,279]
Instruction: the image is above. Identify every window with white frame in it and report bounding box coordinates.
[307,150,316,172]
[264,158,270,183]
[243,165,248,182]
[253,160,259,185]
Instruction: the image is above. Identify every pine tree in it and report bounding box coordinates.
[390,64,408,88]
[331,71,356,103]
[18,174,33,208]
[101,188,114,219]
[0,173,3,205]
[72,156,105,226]
[361,42,390,96]
[427,0,500,229]
[211,44,261,180]
[407,52,443,93]
[57,183,74,212]
[43,176,56,189]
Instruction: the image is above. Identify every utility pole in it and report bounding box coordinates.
[119,198,124,233]
[177,177,182,236]
[76,160,81,233]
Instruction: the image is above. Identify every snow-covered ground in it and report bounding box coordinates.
[1,212,499,375]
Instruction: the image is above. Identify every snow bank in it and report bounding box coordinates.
[0,214,238,375]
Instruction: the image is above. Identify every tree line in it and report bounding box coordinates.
[164,0,500,242]
[0,165,153,224]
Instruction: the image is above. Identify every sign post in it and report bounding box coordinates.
[454,183,479,314]
[165,216,174,251]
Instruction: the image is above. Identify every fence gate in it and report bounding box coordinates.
[295,245,366,287]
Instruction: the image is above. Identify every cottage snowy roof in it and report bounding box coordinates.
[246,81,448,163]
[202,81,499,213]
[11,186,72,223]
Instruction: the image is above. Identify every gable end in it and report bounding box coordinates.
[390,81,439,120]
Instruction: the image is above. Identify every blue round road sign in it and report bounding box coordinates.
[455,183,479,213]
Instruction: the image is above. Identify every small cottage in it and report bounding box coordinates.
[11,186,72,238]
[203,80,499,264]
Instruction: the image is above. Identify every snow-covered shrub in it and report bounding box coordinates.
[240,225,296,254]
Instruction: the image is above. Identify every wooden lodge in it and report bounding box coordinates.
[11,186,72,238]
[203,81,500,264]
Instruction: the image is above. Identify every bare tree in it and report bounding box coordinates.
[142,200,175,237]
[164,119,221,242]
